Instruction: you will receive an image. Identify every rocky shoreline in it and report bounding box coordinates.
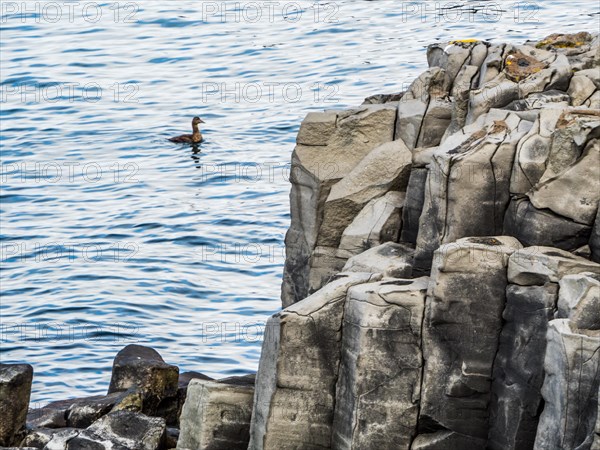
[2,32,600,449]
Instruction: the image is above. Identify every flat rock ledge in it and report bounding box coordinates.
[4,32,600,450]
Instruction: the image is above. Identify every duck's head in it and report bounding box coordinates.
[192,116,205,126]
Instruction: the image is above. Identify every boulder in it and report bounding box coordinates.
[557,272,600,330]
[28,392,127,429]
[503,197,592,251]
[248,272,380,450]
[488,283,558,450]
[318,140,412,250]
[342,242,413,278]
[177,377,254,450]
[108,345,179,416]
[414,111,531,270]
[416,236,522,448]
[506,246,600,286]
[467,44,571,123]
[282,105,397,306]
[534,320,600,450]
[332,277,429,450]
[0,364,33,447]
[338,191,404,255]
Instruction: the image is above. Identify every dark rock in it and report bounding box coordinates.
[488,283,558,450]
[590,204,600,263]
[82,410,166,450]
[503,197,592,251]
[362,92,404,104]
[400,167,427,245]
[0,364,33,447]
[108,345,179,416]
[534,320,599,449]
[416,237,521,446]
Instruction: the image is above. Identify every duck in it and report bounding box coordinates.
[169,117,204,144]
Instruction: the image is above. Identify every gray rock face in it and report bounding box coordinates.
[504,197,592,251]
[507,246,600,286]
[108,345,179,416]
[249,273,380,450]
[557,272,600,330]
[177,378,254,450]
[338,191,405,256]
[414,111,531,270]
[488,283,558,450]
[534,320,600,450]
[332,277,429,450]
[416,236,522,448]
[0,364,33,447]
[282,105,397,307]
[342,242,414,279]
[400,168,428,245]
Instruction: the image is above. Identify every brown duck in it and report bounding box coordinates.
[169,117,204,144]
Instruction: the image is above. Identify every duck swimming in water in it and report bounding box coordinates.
[169,117,204,144]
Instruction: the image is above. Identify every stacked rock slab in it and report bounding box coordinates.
[249,273,381,450]
[413,236,522,449]
[282,105,397,307]
[488,247,600,450]
[177,375,255,450]
[0,364,33,447]
[534,320,599,450]
[332,277,429,450]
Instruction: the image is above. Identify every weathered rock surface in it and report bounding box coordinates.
[332,277,429,450]
[507,246,600,285]
[557,272,600,330]
[342,242,413,278]
[282,105,397,306]
[108,345,179,416]
[414,111,531,270]
[592,206,600,263]
[416,236,522,448]
[177,376,254,450]
[249,273,380,450]
[0,364,33,447]
[338,191,405,256]
[534,320,600,450]
[488,283,558,450]
[400,168,428,245]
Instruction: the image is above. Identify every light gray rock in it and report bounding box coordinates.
[507,246,600,286]
[332,277,429,450]
[503,197,592,251]
[529,138,600,225]
[396,68,452,150]
[468,45,571,123]
[488,283,558,450]
[282,105,397,306]
[534,320,600,450]
[414,111,531,271]
[0,364,33,447]
[249,273,380,450]
[177,378,254,450]
[569,73,598,106]
[557,272,600,330]
[416,236,522,448]
[339,191,404,256]
[318,139,412,250]
[342,242,413,279]
[108,345,179,417]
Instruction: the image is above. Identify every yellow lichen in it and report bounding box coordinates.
[450,39,479,44]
